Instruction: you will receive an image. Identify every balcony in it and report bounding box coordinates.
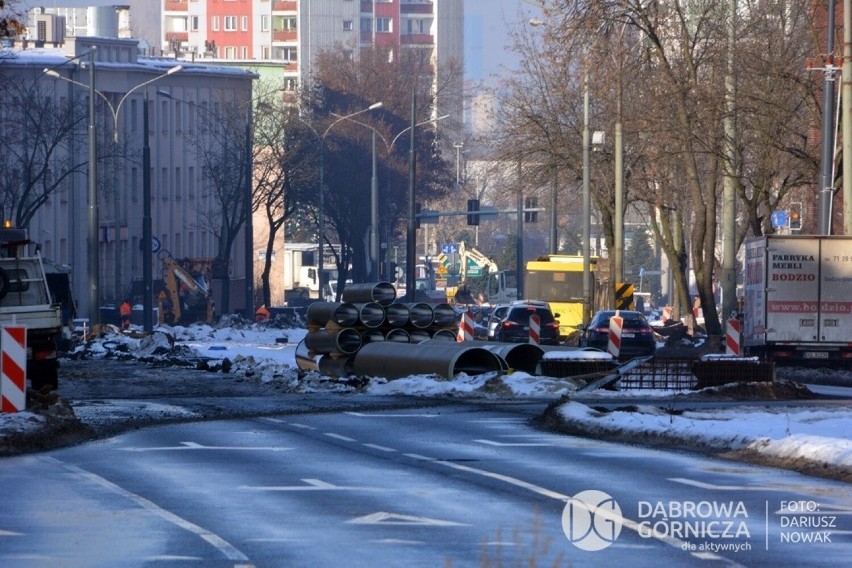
[401,33,433,45]
[166,31,189,42]
[164,0,188,12]
[401,3,433,15]
[361,1,373,12]
[272,29,298,42]
[272,0,297,12]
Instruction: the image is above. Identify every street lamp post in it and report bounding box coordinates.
[44,61,182,329]
[294,103,383,296]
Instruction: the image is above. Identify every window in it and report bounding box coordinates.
[261,15,269,32]
[211,16,219,31]
[224,16,237,31]
[242,16,248,31]
[376,18,392,32]
[224,46,237,59]
[361,18,372,32]
[190,16,199,31]
[343,20,353,31]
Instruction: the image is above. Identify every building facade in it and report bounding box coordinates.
[1,36,257,320]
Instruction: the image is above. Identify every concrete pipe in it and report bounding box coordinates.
[304,327,362,355]
[431,329,457,341]
[361,329,386,344]
[476,342,544,374]
[294,338,320,371]
[341,281,396,306]
[356,302,386,328]
[318,354,355,378]
[384,303,410,327]
[406,302,434,328]
[432,303,457,327]
[353,342,504,380]
[385,328,411,343]
[306,302,359,328]
[409,329,431,343]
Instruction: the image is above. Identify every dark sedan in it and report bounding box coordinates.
[493,301,562,345]
[578,310,657,357]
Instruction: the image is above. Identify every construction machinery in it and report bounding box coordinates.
[0,224,64,390]
[158,251,215,325]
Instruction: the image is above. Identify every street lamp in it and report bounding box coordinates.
[294,103,383,296]
[44,61,182,329]
[332,113,449,283]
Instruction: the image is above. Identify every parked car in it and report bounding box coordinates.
[485,304,510,341]
[492,300,561,345]
[578,310,657,357]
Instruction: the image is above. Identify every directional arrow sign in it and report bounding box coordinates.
[348,512,468,526]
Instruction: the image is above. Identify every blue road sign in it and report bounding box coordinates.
[770,210,787,228]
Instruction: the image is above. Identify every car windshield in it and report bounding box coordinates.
[592,312,647,328]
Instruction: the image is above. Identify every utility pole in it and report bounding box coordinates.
[721,0,738,322]
[818,0,837,235]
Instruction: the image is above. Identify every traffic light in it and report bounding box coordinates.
[789,202,802,231]
[524,197,538,223]
[466,198,480,225]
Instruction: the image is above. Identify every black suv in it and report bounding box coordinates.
[492,301,561,345]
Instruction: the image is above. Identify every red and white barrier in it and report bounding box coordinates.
[725,318,742,356]
[457,310,474,342]
[1,325,27,413]
[607,312,623,358]
[529,314,540,345]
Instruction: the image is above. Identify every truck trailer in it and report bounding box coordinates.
[743,235,852,363]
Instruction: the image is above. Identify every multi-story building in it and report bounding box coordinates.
[2,36,257,321]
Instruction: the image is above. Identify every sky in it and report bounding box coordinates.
[2,321,851,474]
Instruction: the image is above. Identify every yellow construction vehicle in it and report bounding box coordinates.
[158,251,215,325]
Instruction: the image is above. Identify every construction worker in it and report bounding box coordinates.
[255,304,270,322]
[119,299,132,330]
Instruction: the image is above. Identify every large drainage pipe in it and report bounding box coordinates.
[385,328,411,343]
[295,338,320,371]
[304,327,362,355]
[355,302,386,328]
[475,342,544,374]
[341,282,396,306]
[407,302,434,328]
[306,302,359,328]
[353,342,504,379]
[318,354,355,378]
[431,329,457,341]
[432,303,457,327]
[384,303,410,327]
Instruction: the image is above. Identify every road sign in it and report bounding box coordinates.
[770,210,787,228]
[442,243,458,255]
[152,236,162,253]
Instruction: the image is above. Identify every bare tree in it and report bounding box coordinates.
[0,75,87,228]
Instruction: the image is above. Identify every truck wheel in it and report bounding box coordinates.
[28,361,59,392]
[0,267,8,300]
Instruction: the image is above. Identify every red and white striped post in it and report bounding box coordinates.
[1,325,27,412]
[457,309,474,342]
[607,312,623,359]
[528,314,540,345]
[725,317,742,356]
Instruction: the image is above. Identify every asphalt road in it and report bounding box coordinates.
[2,358,851,567]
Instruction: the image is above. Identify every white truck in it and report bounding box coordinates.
[743,235,852,363]
[0,227,64,391]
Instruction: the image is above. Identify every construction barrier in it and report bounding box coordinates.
[725,318,742,356]
[529,314,540,345]
[457,309,474,342]
[1,325,27,412]
[607,312,623,358]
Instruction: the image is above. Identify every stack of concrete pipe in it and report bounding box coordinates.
[297,281,477,378]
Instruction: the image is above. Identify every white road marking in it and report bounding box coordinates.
[346,412,439,418]
[404,453,436,461]
[324,433,356,442]
[0,529,23,536]
[363,443,396,452]
[120,442,293,452]
[348,512,468,526]
[288,422,316,430]
[474,439,552,447]
[42,457,249,562]
[241,478,377,492]
[669,478,772,491]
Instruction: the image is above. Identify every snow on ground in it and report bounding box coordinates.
[3,321,852,476]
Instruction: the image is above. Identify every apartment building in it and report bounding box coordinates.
[3,36,257,320]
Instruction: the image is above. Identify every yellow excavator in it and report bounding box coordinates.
[158,251,215,325]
